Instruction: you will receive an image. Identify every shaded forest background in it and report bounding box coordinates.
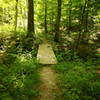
[0,0,100,60]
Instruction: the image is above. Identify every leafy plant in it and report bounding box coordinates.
[0,55,40,100]
[54,61,100,100]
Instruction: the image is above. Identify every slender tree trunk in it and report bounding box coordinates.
[23,8,26,30]
[81,0,87,27]
[81,0,89,40]
[44,0,47,34]
[54,0,62,42]
[85,11,88,32]
[51,8,54,33]
[27,0,34,34]
[68,0,72,34]
[19,4,25,30]
[76,28,82,50]
[76,0,87,49]
[85,0,89,33]
[15,0,18,31]
[76,0,90,50]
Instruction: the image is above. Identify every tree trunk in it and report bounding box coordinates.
[51,8,54,33]
[27,0,34,34]
[85,0,89,33]
[68,0,72,34]
[76,0,87,49]
[44,0,47,34]
[54,0,62,42]
[15,0,18,31]
[76,0,90,49]
[26,0,35,51]
[81,0,89,40]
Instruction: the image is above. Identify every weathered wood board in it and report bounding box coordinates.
[37,43,57,64]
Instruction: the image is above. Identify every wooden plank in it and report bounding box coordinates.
[37,43,57,64]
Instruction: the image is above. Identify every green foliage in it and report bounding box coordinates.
[0,56,39,100]
[0,29,40,100]
[55,45,79,62]
[0,0,100,99]
[54,61,100,100]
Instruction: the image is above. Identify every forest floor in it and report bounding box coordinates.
[38,66,58,100]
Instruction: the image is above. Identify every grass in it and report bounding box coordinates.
[54,60,100,100]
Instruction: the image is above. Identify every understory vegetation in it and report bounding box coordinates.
[54,60,100,100]
[0,55,39,100]
[0,32,40,100]
[0,54,40,100]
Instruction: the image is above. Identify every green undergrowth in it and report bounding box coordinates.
[54,60,100,100]
[0,56,40,100]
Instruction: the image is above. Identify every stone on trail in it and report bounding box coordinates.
[37,43,57,64]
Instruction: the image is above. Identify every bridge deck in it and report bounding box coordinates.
[37,43,57,64]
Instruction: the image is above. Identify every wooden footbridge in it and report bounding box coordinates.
[37,42,57,64]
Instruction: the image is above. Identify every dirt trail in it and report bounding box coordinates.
[39,66,57,100]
